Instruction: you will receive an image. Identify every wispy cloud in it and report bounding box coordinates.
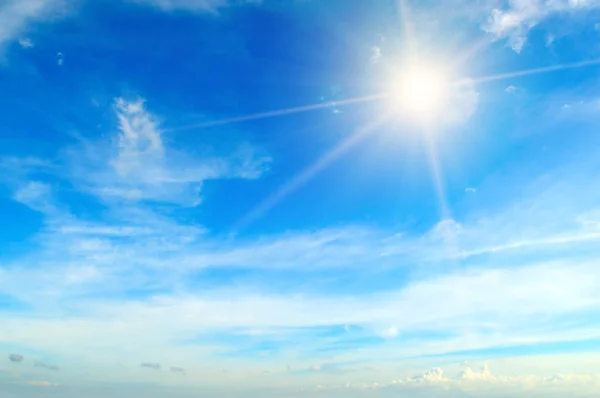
[3,101,600,367]
[63,98,270,206]
[370,46,382,64]
[18,38,33,48]
[26,380,58,387]
[34,362,59,371]
[0,0,65,53]
[130,0,260,13]
[484,0,600,52]
[141,362,161,370]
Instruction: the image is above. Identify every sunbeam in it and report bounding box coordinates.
[423,125,449,220]
[162,94,387,133]
[458,58,600,86]
[398,0,417,55]
[230,113,392,233]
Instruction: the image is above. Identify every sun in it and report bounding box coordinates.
[389,62,449,119]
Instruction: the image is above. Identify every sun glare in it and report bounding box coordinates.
[390,63,448,119]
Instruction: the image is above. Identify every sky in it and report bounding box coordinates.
[2,0,600,397]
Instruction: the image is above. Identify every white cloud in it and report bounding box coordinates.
[130,0,260,13]
[18,37,33,48]
[65,97,270,205]
[370,46,382,64]
[442,79,480,125]
[334,364,600,395]
[379,326,399,339]
[505,85,518,94]
[56,51,63,66]
[13,181,55,214]
[2,258,600,365]
[0,0,65,53]
[484,0,600,52]
[465,187,477,193]
[409,367,449,383]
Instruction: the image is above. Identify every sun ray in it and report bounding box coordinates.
[450,36,491,72]
[456,58,600,86]
[162,94,387,133]
[423,125,449,220]
[398,0,417,55]
[230,113,392,233]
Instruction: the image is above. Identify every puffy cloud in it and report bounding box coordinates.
[484,0,600,52]
[334,364,600,393]
[410,367,449,383]
[457,364,494,381]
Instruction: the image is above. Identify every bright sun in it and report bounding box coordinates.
[390,62,449,119]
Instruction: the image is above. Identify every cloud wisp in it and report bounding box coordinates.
[484,0,600,52]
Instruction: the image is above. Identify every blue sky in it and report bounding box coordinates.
[2,0,600,397]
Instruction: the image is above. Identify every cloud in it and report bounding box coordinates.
[8,354,23,363]
[312,363,600,396]
[13,181,55,214]
[141,362,161,370]
[2,89,600,390]
[484,0,600,52]
[505,85,518,94]
[409,367,449,383]
[370,46,382,64]
[56,51,63,66]
[18,38,33,48]
[379,326,399,339]
[34,362,59,371]
[26,380,58,387]
[465,187,477,193]
[130,0,260,13]
[442,79,480,125]
[0,0,65,53]
[170,366,186,375]
[64,97,270,206]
